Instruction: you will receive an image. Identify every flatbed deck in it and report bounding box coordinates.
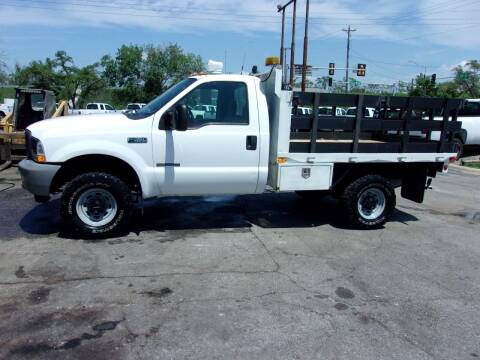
[290,92,463,155]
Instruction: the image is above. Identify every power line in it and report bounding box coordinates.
[350,50,442,69]
[9,0,476,17]
[395,23,479,42]
[1,0,480,26]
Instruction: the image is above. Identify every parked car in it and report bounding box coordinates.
[346,107,375,118]
[0,99,14,119]
[319,107,346,116]
[126,103,147,112]
[191,104,217,120]
[298,107,313,115]
[429,99,480,158]
[70,103,117,115]
[456,99,480,147]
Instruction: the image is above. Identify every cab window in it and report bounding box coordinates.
[176,81,249,128]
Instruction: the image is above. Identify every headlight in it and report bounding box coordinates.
[28,134,46,163]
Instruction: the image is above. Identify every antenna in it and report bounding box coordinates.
[241,52,246,74]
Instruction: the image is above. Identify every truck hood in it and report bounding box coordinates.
[27,113,133,138]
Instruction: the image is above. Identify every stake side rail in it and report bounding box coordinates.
[290,93,463,154]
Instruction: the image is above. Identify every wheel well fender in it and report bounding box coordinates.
[51,154,143,194]
[331,163,436,196]
[455,129,467,144]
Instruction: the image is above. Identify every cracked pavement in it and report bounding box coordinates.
[0,166,479,359]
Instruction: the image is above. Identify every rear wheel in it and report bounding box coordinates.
[61,172,133,237]
[453,137,464,160]
[341,175,396,229]
[0,112,5,120]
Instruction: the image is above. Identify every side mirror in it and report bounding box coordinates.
[175,104,188,131]
[161,110,175,130]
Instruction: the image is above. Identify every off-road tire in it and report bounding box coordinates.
[453,137,464,160]
[61,172,133,237]
[341,175,396,229]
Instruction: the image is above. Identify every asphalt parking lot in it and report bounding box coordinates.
[0,165,479,360]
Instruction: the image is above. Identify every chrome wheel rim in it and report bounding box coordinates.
[76,188,117,227]
[357,188,386,220]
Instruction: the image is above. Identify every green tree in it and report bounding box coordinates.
[13,51,105,108]
[102,43,204,104]
[409,60,480,98]
[452,60,480,98]
[0,54,8,85]
[409,74,437,97]
[0,68,8,85]
[0,50,8,84]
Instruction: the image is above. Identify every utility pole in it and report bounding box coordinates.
[342,25,356,92]
[301,0,310,92]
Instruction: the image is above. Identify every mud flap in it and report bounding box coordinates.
[401,168,427,203]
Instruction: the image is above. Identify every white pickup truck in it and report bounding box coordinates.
[456,99,480,150]
[70,103,117,116]
[18,68,462,237]
[0,99,14,119]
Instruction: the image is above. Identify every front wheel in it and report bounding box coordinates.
[61,172,133,237]
[341,175,396,229]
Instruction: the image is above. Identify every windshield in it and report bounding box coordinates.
[126,78,197,119]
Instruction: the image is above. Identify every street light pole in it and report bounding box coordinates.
[289,0,297,88]
[277,0,296,89]
[301,0,310,92]
[278,5,286,66]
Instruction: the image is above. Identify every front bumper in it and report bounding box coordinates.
[18,159,61,197]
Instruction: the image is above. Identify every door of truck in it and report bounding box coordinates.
[153,79,260,195]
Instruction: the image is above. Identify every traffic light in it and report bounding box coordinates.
[357,64,366,77]
[431,73,437,85]
[329,63,335,76]
[328,77,333,87]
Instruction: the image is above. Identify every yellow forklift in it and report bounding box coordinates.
[0,88,68,168]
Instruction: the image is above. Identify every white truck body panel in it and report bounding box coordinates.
[463,117,480,145]
[27,113,158,198]
[278,164,333,191]
[151,75,269,195]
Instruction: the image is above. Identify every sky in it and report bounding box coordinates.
[0,0,479,85]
